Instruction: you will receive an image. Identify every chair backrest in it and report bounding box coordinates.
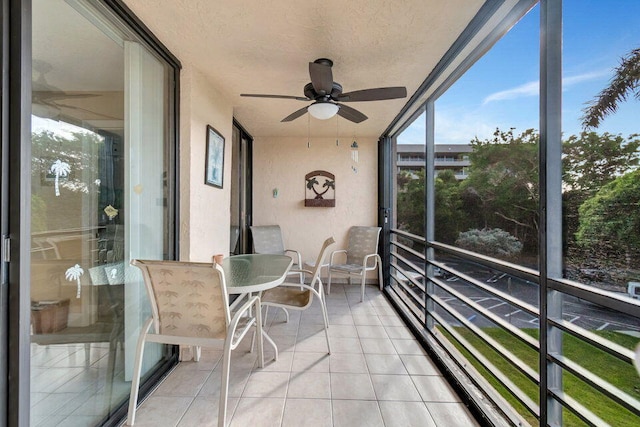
[250,225,286,255]
[346,226,381,267]
[308,237,336,286]
[131,260,230,340]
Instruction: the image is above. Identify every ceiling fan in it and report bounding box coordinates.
[241,58,407,123]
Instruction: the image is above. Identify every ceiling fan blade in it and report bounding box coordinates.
[54,102,121,120]
[336,103,367,123]
[309,61,333,95]
[338,87,407,102]
[241,93,308,101]
[281,106,309,122]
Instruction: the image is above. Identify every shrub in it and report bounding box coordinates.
[456,228,523,258]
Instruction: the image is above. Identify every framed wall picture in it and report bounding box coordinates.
[205,125,225,188]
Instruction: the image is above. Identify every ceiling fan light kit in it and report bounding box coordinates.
[308,102,339,120]
[241,58,407,124]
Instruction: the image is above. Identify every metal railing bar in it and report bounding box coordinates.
[391,240,426,262]
[548,318,635,365]
[391,228,426,243]
[549,277,640,319]
[430,311,540,417]
[429,241,540,284]
[549,352,640,416]
[430,259,540,318]
[389,285,426,322]
[432,295,540,385]
[548,388,610,427]
[389,271,425,307]
[391,251,426,277]
[391,262,426,293]
[432,276,540,351]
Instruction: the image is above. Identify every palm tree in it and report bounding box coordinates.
[65,264,84,298]
[582,47,640,129]
[50,159,71,196]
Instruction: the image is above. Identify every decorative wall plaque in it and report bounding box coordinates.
[305,170,335,207]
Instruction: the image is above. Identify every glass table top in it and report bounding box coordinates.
[221,254,293,294]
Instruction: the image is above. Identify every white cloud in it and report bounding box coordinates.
[482,70,609,105]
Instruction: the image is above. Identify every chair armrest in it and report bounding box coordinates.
[329,249,347,266]
[362,253,381,270]
[284,249,302,267]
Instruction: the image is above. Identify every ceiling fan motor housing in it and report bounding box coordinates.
[304,82,343,101]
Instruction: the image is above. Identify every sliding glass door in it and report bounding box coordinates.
[29,0,178,425]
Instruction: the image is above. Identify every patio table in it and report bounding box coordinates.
[221,254,293,360]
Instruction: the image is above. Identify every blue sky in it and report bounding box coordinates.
[400,0,640,145]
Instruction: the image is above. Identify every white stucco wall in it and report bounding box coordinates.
[179,65,233,262]
[252,136,379,270]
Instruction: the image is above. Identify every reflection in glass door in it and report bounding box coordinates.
[230,120,252,255]
[30,0,177,425]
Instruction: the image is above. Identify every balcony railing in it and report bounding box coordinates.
[385,228,640,426]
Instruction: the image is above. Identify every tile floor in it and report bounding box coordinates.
[128,283,479,427]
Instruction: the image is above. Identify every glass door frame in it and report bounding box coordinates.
[231,119,253,255]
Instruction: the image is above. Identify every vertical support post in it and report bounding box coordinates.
[539,0,563,425]
[425,101,435,330]
[7,0,32,425]
[378,136,392,289]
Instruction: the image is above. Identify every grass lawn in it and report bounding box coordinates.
[443,327,639,426]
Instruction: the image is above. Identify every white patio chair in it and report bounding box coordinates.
[250,225,303,283]
[261,237,335,354]
[328,226,383,302]
[126,259,263,427]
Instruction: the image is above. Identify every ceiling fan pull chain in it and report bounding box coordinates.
[336,115,339,146]
[307,113,311,148]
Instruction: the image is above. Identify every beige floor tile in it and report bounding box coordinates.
[267,319,300,336]
[365,354,408,375]
[400,355,441,376]
[257,350,294,372]
[370,374,422,401]
[373,305,399,316]
[267,334,297,353]
[332,399,384,427]
[356,325,389,339]
[297,323,327,339]
[291,352,330,372]
[349,304,379,316]
[384,326,415,340]
[242,371,289,398]
[176,396,239,427]
[154,365,211,397]
[295,335,331,353]
[281,398,332,427]
[198,369,250,398]
[330,373,376,400]
[328,314,355,326]
[426,402,480,426]
[412,375,461,402]
[287,371,331,398]
[300,313,326,325]
[352,314,383,326]
[360,338,397,354]
[327,324,359,338]
[379,401,437,427]
[391,339,427,355]
[130,395,192,427]
[229,397,285,427]
[330,353,369,373]
[330,337,363,353]
[378,315,406,327]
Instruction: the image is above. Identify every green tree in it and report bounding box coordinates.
[396,169,425,236]
[434,169,466,244]
[576,170,640,267]
[582,47,640,129]
[461,128,539,252]
[563,131,640,194]
[456,228,523,259]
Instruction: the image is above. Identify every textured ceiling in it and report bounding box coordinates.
[123,0,484,138]
[34,0,483,137]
